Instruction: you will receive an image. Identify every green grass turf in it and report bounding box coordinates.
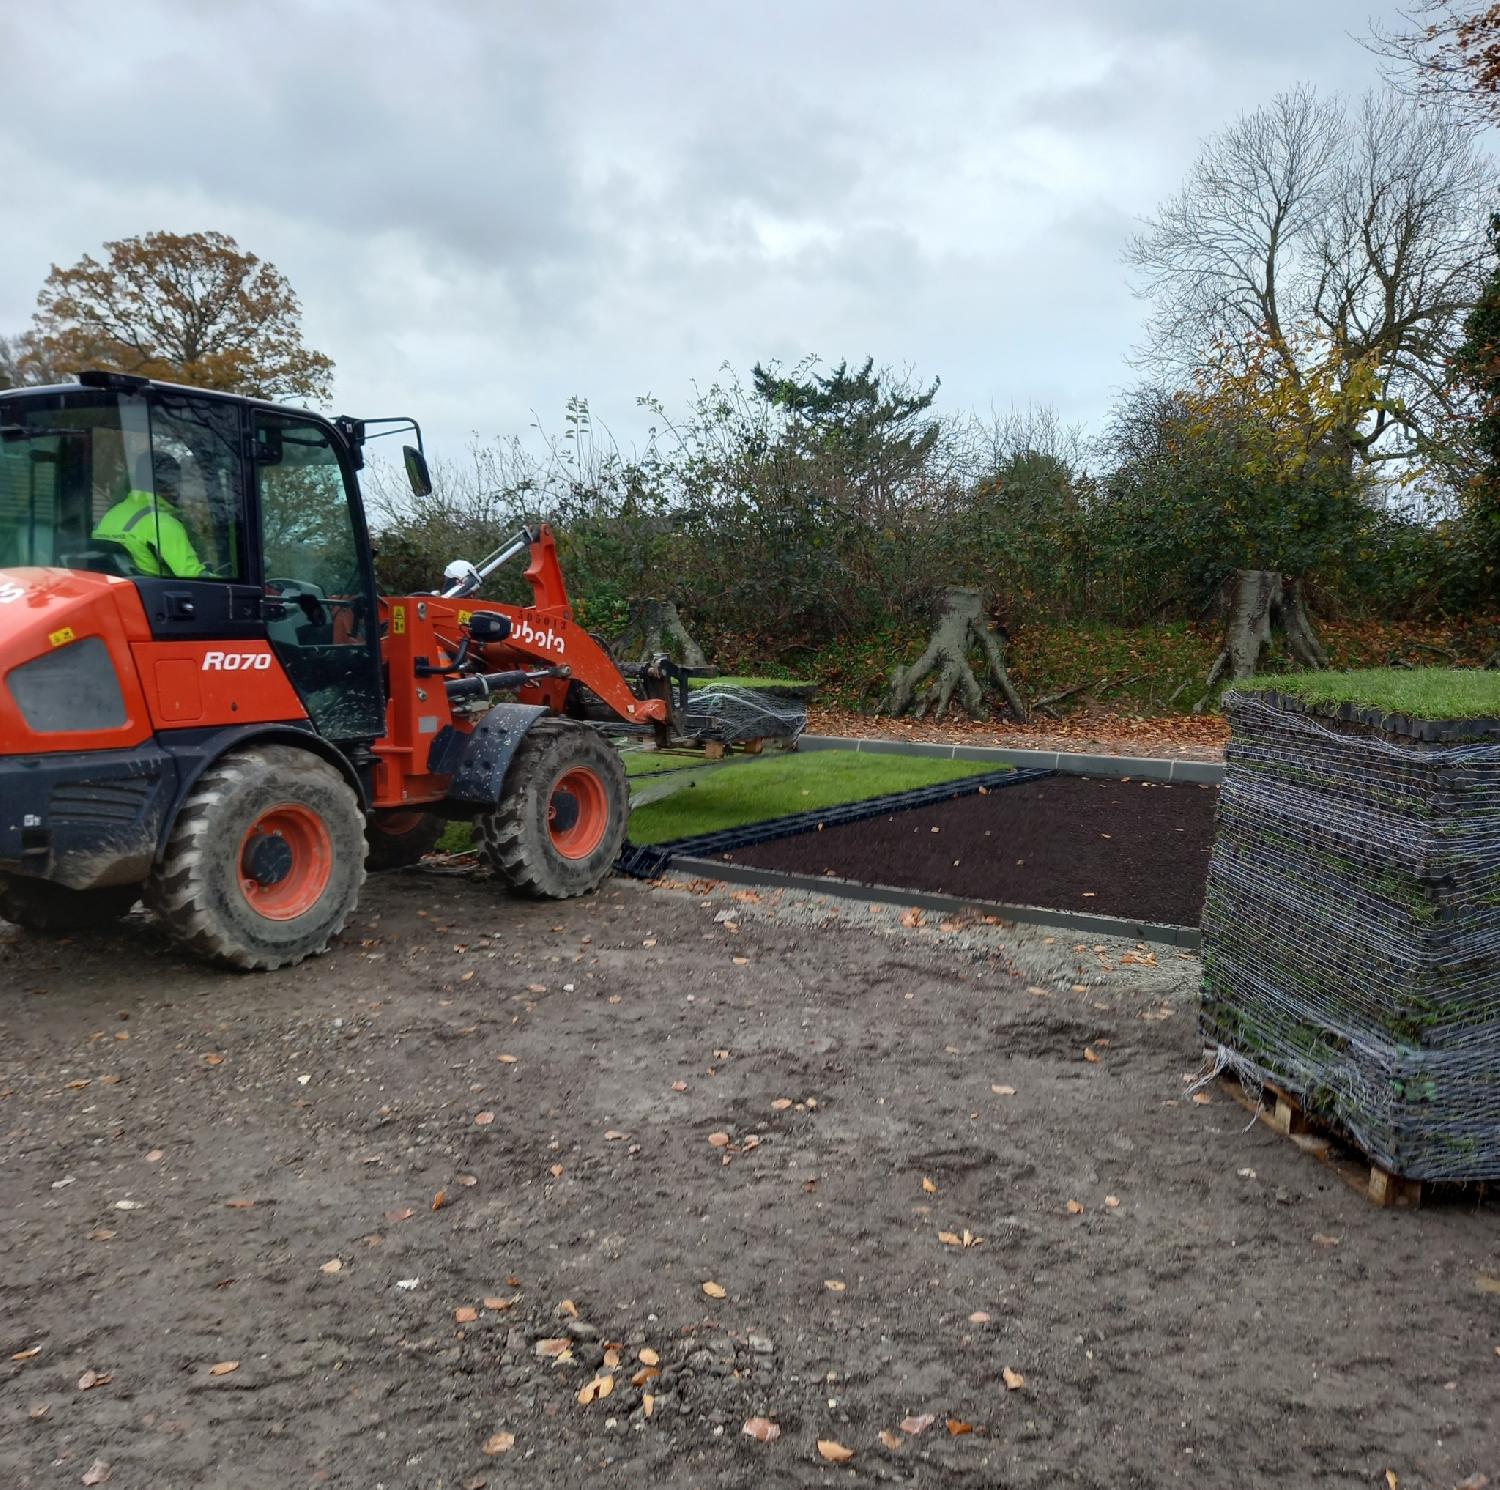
[687,675,814,691]
[625,750,1001,846]
[1235,668,1500,720]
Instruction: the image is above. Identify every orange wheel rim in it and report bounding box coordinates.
[239,804,333,920]
[548,767,610,860]
[379,811,427,836]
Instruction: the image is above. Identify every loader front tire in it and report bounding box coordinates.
[0,877,140,934]
[475,719,629,899]
[365,810,446,870]
[147,745,366,971]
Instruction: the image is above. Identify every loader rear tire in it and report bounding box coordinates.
[147,745,366,971]
[365,810,446,870]
[475,719,628,899]
[0,877,139,934]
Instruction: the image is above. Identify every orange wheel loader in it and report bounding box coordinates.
[0,371,690,969]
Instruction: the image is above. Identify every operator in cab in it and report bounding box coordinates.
[93,452,207,578]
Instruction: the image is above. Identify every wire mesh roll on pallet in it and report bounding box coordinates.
[1200,688,1500,1182]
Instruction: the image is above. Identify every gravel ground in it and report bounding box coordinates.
[2,872,1497,1490]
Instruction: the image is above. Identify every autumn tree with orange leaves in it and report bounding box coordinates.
[12,231,332,402]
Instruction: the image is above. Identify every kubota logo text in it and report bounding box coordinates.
[511,618,566,656]
[202,650,273,671]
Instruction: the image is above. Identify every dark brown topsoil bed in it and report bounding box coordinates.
[724,775,1219,926]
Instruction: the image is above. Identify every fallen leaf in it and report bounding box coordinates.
[1104,1195,1120,1209]
[643,1393,655,1417]
[968,1311,991,1324]
[81,1461,111,1486]
[320,1258,343,1274]
[1386,1473,1399,1490]
[900,1413,935,1435]
[432,1190,448,1211]
[225,1199,257,1210]
[922,1176,938,1194]
[732,956,750,966]
[457,1174,477,1187]
[385,1208,416,1223]
[202,1053,224,1066]
[938,1230,962,1246]
[28,1403,48,1421]
[497,1054,518,1064]
[743,1416,781,1443]
[76,1370,111,1390]
[604,1130,628,1141]
[474,1111,495,1126]
[603,1347,621,1368]
[208,1360,239,1376]
[577,1378,597,1406]
[824,1279,846,1292]
[481,1432,515,1455]
[482,1296,519,1311]
[12,1346,41,1361]
[671,1081,689,1092]
[702,1280,727,1299]
[146,1149,163,1163]
[707,1131,731,1148]
[632,1365,660,1386]
[878,1428,904,1450]
[946,1418,973,1435]
[1003,1366,1026,1390]
[1083,1047,1100,1063]
[1065,1200,1084,1215]
[549,1164,563,1178]
[455,1306,478,1324]
[1312,1233,1340,1248]
[991,1084,1017,1096]
[534,1338,572,1358]
[818,1439,855,1463]
[527,983,546,993]
[771,1097,793,1110]
[596,1373,614,1399]
[1191,1092,1213,1106]
[1477,1274,1500,1295]
[639,1347,660,1365]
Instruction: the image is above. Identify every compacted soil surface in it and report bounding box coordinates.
[2,873,1497,1490]
[727,775,1220,927]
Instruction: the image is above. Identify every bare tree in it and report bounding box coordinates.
[1368,3,1500,130]
[1128,86,1494,468]
[1127,86,1496,688]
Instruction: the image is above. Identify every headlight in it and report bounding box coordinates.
[7,636,127,733]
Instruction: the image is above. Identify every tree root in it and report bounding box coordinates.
[882,586,1027,722]
[1196,569,1327,712]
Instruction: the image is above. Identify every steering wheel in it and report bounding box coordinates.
[266,577,331,627]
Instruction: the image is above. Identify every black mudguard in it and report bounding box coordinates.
[436,703,550,812]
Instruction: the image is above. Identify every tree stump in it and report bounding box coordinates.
[1197,569,1327,712]
[883,586,1027,722]
[613,598,710,668]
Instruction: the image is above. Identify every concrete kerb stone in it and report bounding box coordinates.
[797,734,1224,786]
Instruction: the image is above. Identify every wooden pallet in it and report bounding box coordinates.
[1220,1076,1427,1208]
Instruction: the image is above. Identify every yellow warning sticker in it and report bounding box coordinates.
[48,626,75,647]
[391,606,406,635]
[458,609,472,625]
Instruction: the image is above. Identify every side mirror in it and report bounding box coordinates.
[403,444,432,498]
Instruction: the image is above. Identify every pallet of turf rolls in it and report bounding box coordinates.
[1200,670,1500,1188]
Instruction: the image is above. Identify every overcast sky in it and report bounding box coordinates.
[5,0,1409,462]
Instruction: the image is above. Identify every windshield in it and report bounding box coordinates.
[0,389,245,579]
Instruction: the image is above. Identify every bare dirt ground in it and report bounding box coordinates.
[2,872,1497,1490]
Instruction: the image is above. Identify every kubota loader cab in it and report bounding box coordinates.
[0,371,680,969]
